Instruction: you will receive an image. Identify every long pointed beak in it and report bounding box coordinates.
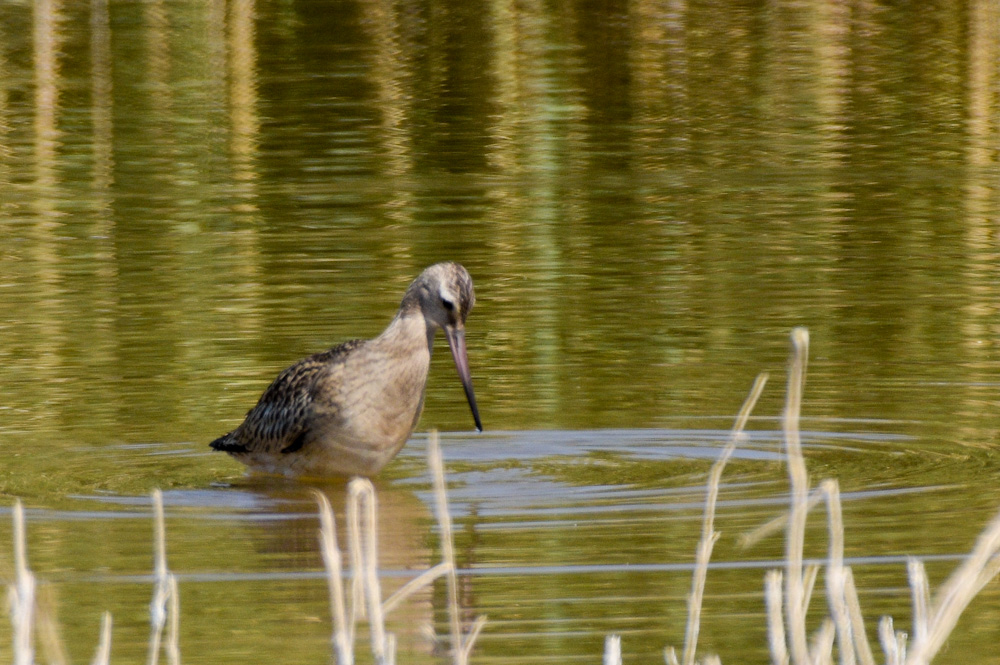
[444,326,483,432]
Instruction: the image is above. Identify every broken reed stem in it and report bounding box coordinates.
[460,615,488,663]
[314,490,354,665]
[741,485,828,549]
[90,611,113,665]
[783,327,810,665]
[11,499,36,665]
[382,562,451,616]
[680,372,768,665]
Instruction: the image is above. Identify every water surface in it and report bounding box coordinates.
[1,0,1000,663]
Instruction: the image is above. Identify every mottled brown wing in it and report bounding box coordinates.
[210,340,365,454]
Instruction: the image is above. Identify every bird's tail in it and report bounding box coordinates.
[209,432,249,454]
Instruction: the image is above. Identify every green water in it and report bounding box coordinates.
[1,0,1000,663]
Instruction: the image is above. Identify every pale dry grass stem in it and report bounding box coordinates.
[904,507,1000,665]
[147,488,180,665]
[10,499,36,665]
[90,611,113,665]
[782,327,810,665]
[676,372,768,665]
[348,478,393,664]
[604,634,622,665]
[428,430,487,665]
[314,490,354,665]
[764,569,788,665]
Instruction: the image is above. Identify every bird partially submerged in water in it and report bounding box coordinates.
[210,262,482,477]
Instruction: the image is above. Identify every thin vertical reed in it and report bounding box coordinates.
[764,570,788,665]
[907,558,929,646]
[782,327,810,665]
[91,611,113,665]
[147,489,179,665]
[818,478,854,665]
[346,487,366,621]
[348,478,392,664]
[36,587,69,665]
[429,430,464,664]
[878,616,905,665]
[842,569,875,665]
[167,575,180,665]
[603,634,622,665]
[10,500,36,665]
[429,430,486,665]
[801,564,820,622]
[314,490,354,665]
[680,373,768,665]
[807,619,834,665]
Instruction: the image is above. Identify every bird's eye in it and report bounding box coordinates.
[442,299,455,311]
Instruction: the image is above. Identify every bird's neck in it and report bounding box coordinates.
[375,309,436,356]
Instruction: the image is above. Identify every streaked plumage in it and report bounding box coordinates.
[210,262,482,477]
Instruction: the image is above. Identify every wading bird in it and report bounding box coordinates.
[210,262,482,477]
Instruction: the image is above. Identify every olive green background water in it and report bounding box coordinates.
[1,0,1000,663]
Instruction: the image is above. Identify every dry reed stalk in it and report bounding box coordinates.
[807,618,834,665]
[815,478,857,665]
[348,478,393,665]
[764,570,788,665]
[428,430,486,665]
[679,373,768,665]
[741,485,830,549]
[90,611,113,665]
[782,327,810,665]
[842,568,875,665]
[878,616,905,665]
[460,615,488,663]
[146,489,180,665]
[381,562,451,615]
[907,558,929,646]
[314,490,354,665]
[167,575,180,665]
[36,586,69,665]
[904,507,1000,665]
[346,485,366,622]
[10,499,36,665]
[604,634,622,665]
